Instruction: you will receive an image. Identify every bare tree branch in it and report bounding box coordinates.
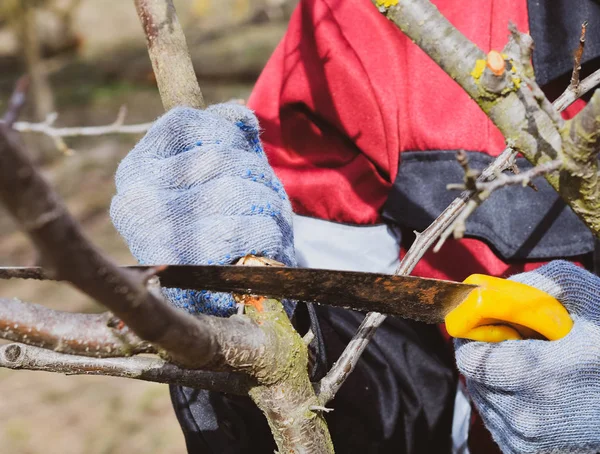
[554,68,600,112]
[133,0,204,110]
[451,160,562,195]
[560,91,600,233]
[11,107,152,137]
[0,298,154,357]
[3,107,153,154]
[0,343,252,395]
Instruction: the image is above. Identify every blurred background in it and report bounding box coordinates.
[0,1,296,452]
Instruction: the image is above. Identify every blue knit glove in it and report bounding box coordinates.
[455,261,600,454]
[110,104,296,317]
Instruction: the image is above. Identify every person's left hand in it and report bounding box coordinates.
[110,104,296,317]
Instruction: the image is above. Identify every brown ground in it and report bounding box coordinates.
[0,1,292,452]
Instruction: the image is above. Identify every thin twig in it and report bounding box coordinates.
[474,160,561,194]
[2,76,30,127]
[440,159,560,243]
[318,13,600,402]
[11,108,152,138]
[2,107,153,155]
[554,67,600,112]
[570,21,588,92]
[456,150,480,191]
[0,343,252,395]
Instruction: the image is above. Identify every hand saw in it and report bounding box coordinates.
[0,264,573,342]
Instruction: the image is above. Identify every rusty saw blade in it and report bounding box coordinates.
[0,265,478,324]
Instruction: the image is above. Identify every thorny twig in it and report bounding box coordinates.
[456,160,562,195]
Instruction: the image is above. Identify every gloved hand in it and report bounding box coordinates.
[110,104,296,317]
[455,261,600,454]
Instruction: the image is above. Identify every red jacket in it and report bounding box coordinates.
[246,0,594,452]
[248,0,589,282]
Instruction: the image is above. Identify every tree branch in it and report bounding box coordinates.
[2,75,29,127]
[0,343,251,395]
[373,0,600,237]
[553,68,600,112]
[4,107,153,154]
[0,298,154,357]
[133,0,204,110]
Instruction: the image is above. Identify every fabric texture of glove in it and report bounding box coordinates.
[455,261,600,454]
[110,104,296,317]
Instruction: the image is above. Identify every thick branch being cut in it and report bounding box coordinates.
[131,2,334,451]
[0,343,251,395]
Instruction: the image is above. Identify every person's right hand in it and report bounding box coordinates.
[455,261,600,454]
[110,104,296,317]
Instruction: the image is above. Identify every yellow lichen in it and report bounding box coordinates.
[471,59,487,80]
[375,0,399,7]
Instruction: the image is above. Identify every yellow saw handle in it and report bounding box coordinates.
[444,274,573,342]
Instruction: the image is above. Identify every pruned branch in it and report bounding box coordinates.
[373,0,600,237]
[0,343,252,395]
[133,0,204,110]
